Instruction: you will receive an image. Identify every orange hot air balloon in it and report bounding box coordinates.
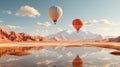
[72,55,83,67]
[48,6,63,24]
[72,19,83,32]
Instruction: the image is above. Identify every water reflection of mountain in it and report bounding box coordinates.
[50,46,103,56]
[9,51,31,56]
[110,51,120,56]
[0,46,44,58]
[0,46,119,67]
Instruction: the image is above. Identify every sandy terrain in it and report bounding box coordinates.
[0,42,120,50]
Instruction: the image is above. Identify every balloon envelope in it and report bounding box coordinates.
[72,19,83,32]
[48,6,63,24]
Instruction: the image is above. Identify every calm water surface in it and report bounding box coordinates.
[0,45,120,67]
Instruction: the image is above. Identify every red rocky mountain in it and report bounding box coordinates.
[0,27,50,42]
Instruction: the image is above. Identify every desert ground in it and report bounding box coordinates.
[0,42,120,50]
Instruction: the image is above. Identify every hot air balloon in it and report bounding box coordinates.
[48,6,63,24]
[72,19,83,32]
[72,55,83,67]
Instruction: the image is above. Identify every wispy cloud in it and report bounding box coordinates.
[85,19,116,26]
[35,22,51,27]
[0,20,3,23]
[16,5,40,18]
[56,28,63,32]
[99,19,112,25]
[5,24,22,29]
[3,10,12,15]
[85,19,97,25]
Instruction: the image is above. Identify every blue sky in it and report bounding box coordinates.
[0,0,120,36]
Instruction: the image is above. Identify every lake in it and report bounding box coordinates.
[0,46,120,67]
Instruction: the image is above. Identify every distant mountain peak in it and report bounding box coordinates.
[47,30,104,41]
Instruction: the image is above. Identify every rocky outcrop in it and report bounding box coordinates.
[0,27,50,42]
[100,36,120,42]
[108,36,120,42]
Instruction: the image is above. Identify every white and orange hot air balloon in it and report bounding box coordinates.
[48,6,63,24]
[72,19,83,32]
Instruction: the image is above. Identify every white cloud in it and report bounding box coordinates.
[36,22,51,27]
[85,19,97,25]
[16,5,40,18]
[99,19,112,25]
[85,19,116,25]
[56,28,63,31]
[3,10,12,14]
[5,25,22,29]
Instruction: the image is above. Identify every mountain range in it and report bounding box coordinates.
[0,28,50,42]
[47,30,104,41]
[0,27,119,42]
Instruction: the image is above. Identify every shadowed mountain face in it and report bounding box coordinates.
[47,30,103,41]
[0,28,50,42]
[101,36,120,42]
[108,36,120,42]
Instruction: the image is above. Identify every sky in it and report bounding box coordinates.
[0,0,120,36]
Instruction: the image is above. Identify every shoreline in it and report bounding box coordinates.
[0,42,120,50]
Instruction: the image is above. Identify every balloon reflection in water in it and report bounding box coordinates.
[72,55,83,67]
